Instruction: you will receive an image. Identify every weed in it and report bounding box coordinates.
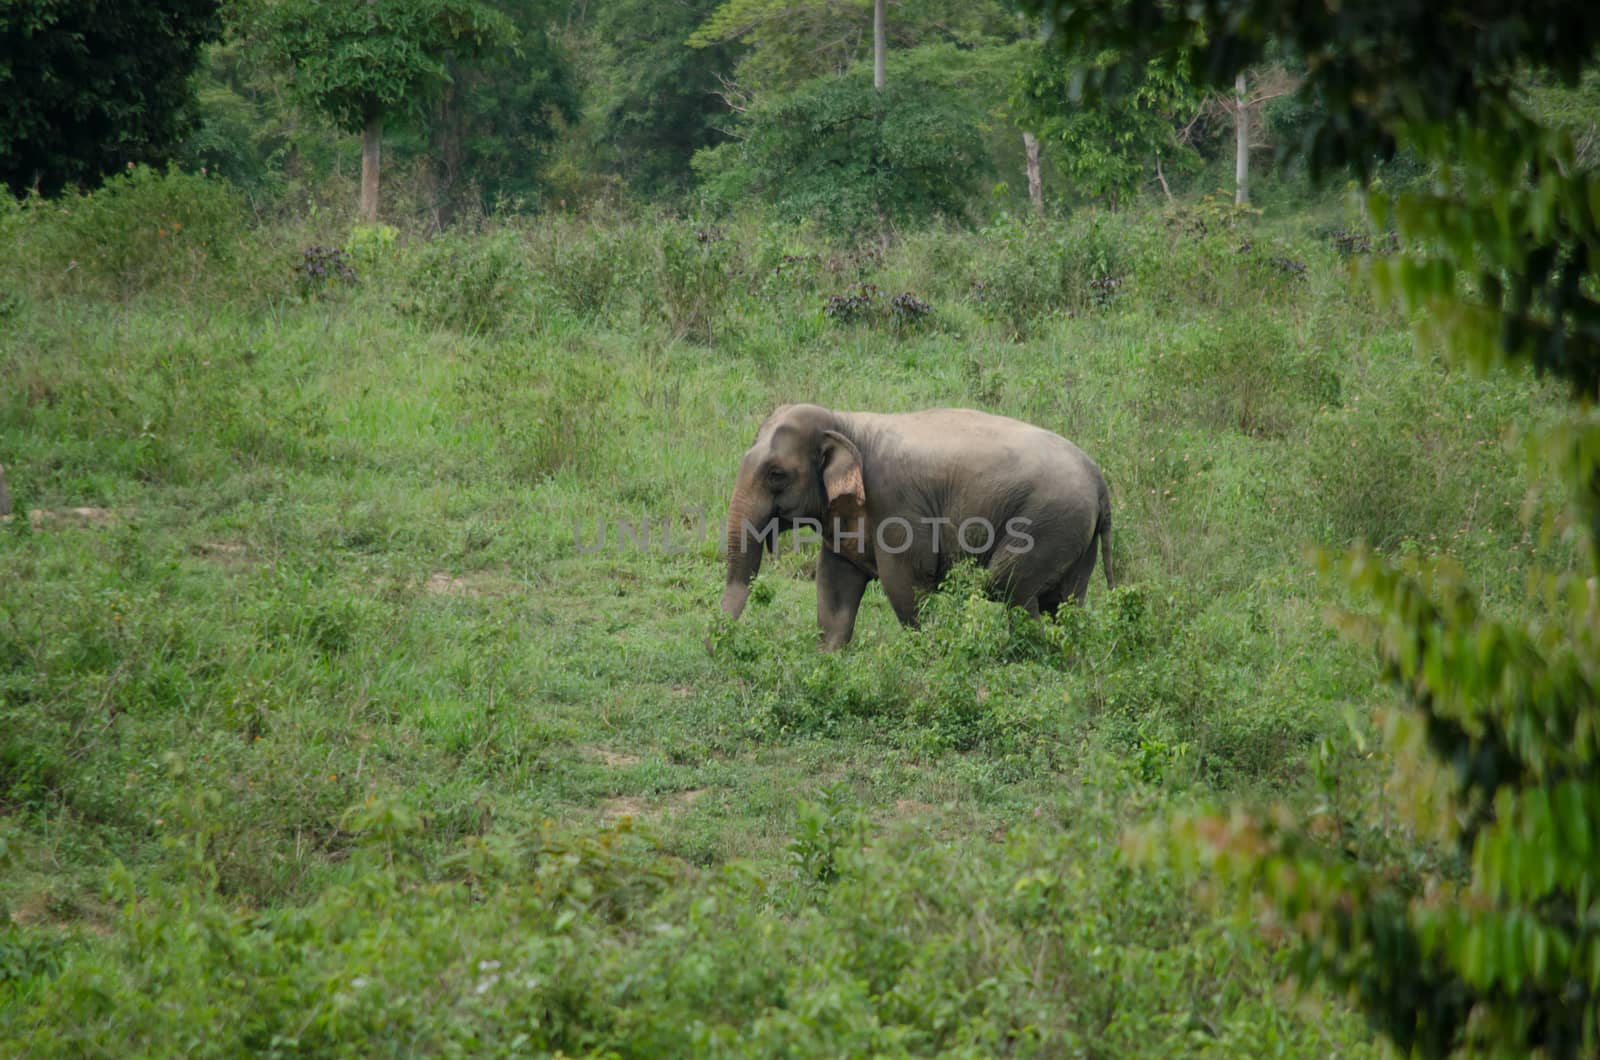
[294,244,357,300]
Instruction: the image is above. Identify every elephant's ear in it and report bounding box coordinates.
[819,430,865,508]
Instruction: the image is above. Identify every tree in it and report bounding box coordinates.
[588,0,740,200]
[692,67,987,233]
[1016,0,1600,1054]
[873,0,885,90]
[412,2,578,221]
[1014,41,1200,208]
[1,0,223,197]
[263,0,513,221]
[1185,63,1296,207]
[1232,71,1247,204]
[688,0,1016,98]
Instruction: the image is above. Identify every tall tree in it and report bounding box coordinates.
[1017,0,1600,1054]
[415,2,578,221]
[873,0,885,90]
[1,0,223,196]
[263,0,512,221]
[1014,41,1200,208]
[692,67,987,233]
[590,0,739,199]
[1232,71,1247,204]
[688,0,1015,98]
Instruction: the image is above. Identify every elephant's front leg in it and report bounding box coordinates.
[816,548,870,650]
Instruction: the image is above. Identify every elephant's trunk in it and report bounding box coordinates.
[721,484,770,619]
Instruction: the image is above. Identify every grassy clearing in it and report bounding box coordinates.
[0,176,1571,1053]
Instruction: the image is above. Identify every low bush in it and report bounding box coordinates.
[399,229,537,336]
[1146,312,1341,438]
[643,221,741,343]
[526,217,647,318]
[969,213,1129,336]
[0,803,1380,1056]
[6,165,247,300]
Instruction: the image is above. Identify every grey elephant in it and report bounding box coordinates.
[718,403,1114,649]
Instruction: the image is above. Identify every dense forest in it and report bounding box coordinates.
[4,0,1425,226]
[4,1,1600,1056]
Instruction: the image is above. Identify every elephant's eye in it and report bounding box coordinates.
[765,466,787,487]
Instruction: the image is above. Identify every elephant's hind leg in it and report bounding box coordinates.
[1054,546,1101,609]
[983,532,1056,611]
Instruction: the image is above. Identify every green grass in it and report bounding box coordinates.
[0,179,1570,1053]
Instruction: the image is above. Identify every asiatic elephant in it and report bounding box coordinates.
[718,404,1114,649]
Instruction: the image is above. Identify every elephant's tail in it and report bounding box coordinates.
[1096,477,1114,590]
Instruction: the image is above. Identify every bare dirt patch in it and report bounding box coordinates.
[9,891,113,937]
[192,540,255,566]
[599,796,652,822]
[422,570,513,597]
[1,507,119,530]
[587,746,643,768]
[599,788,708,824]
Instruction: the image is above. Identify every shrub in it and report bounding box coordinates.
[527,218,645,318]
[643,221,738,343]
[1146,312,1341,438]
[399,230,535,335]
[820,282,934,333]
[693,71,988,235]
[10,165,246,298]
[970,213,1127,336]
[822,282,880,325]
[293,244,357,300]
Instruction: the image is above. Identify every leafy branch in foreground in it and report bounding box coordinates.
[1014,0,1600,1054]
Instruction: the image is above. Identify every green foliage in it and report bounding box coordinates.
[262,0,514,134]
[408,1,580,214]
[451,340,615,481]
[8,164,246,298]
[694,70,988,234]
[591,0,739,199]
[1019,0,1600,1054]
[687,0,1021,96]
[525,218,647,318]
[787,781,865,886]
[968,211,1130,336]
[399,229,536,335]
[646,222,738,342]
[1147,309,1338,439]
[0,0,223,196]
[176,33,343,203]
[1016,41,1202,207]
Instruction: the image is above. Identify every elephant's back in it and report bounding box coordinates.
[863,408,1096,472]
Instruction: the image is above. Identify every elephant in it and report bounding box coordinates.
[718,403,1114,650]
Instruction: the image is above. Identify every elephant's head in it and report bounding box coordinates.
[720,404,865,619]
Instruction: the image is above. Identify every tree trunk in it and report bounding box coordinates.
[361,109,383,223]
[1023,131,1043,216]
[873,0,885,91]
[1234,71,1249,206]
